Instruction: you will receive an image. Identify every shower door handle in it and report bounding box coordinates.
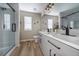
[12,23,16,32]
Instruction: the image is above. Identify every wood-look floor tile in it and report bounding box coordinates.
[11,40,43,56]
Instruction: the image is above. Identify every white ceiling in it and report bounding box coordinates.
[19,3,79,16]
[19,3,48,13]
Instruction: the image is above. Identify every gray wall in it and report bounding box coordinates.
[20,11,41,40]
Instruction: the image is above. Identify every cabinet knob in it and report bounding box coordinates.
[54,54,56,56]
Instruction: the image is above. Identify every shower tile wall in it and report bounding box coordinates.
[40,15,58,31]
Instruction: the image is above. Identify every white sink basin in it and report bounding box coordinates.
[49,32,79,45]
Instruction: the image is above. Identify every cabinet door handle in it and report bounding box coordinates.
[48,40,60,49]
[49,49,52,56]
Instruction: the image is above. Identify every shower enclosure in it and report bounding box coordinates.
[0,3,16,56]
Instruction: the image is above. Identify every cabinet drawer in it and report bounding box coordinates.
[48,37,79,56]
[48,41,62,56]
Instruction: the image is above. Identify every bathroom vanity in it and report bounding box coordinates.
[39,31,79,56]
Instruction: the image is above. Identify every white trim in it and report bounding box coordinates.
[5,45,17,56]
[21,39,35,42]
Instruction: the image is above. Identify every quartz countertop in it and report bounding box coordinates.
[39,31,79,50]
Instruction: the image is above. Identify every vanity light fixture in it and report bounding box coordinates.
[44,3,54,13]
[41,3,54,17]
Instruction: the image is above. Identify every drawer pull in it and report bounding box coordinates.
[48,40,60,49]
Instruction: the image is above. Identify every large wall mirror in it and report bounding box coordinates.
[60,6,79,29]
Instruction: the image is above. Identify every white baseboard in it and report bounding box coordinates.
[21,39,35,42]
[6,45,17,56]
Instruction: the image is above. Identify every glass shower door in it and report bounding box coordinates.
[0,4,15,56]
[3,8,15,55]
[2,8,11,55]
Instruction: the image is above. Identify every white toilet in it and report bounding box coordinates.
[33,35,39,43]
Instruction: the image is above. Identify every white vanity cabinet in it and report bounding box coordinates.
[39,33,79,56]
[39,34,49,56]
[39,34,62,56]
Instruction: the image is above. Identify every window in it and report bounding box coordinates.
[4,14,10,30]
[24,16,32,31]
[48,19,53,29]
[70,21,74,28]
